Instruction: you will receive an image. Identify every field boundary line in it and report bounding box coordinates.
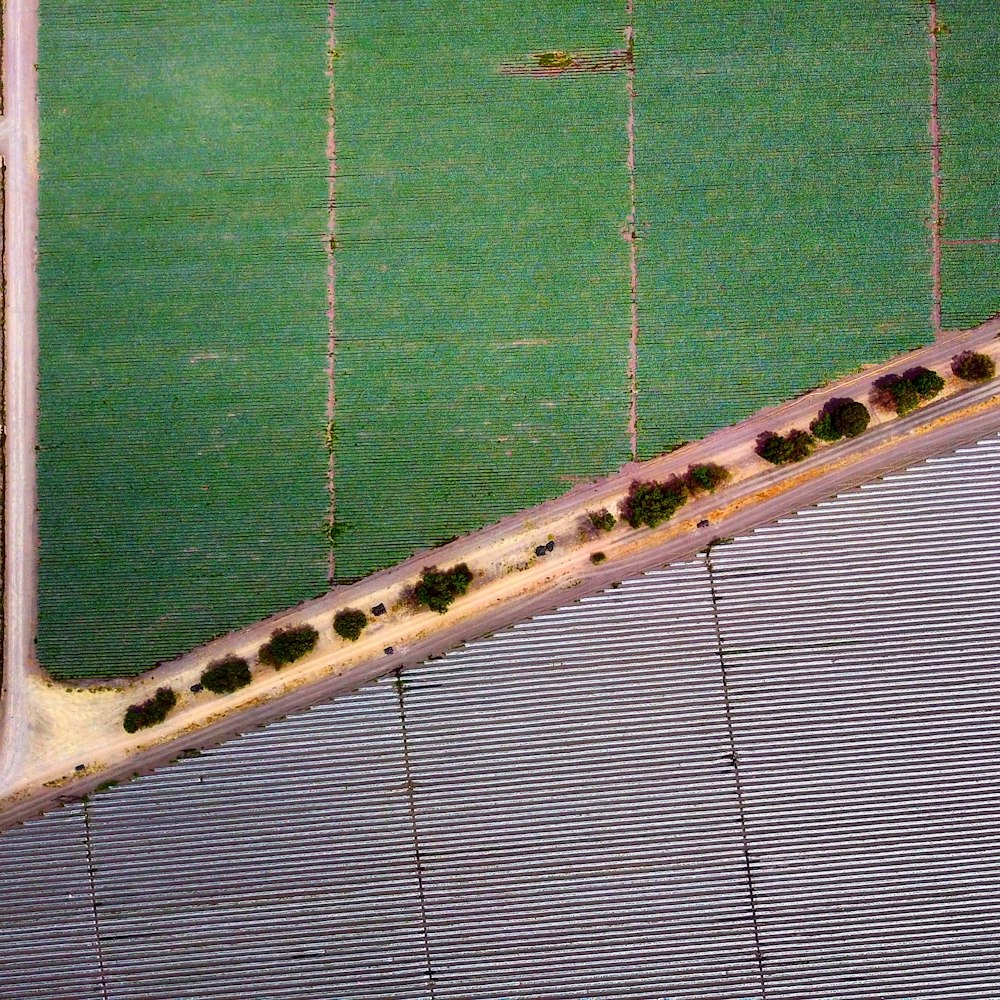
[325,0,338,583]
[82,799,112,1000]
[625,0,639,461]
[704,547,769,999]
[929,0,943,338]
[394,670,439,999]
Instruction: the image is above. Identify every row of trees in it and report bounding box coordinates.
[619,463,731,529]
[756,352,995,466]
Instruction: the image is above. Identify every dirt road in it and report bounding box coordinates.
[0,0,40,797]
[1,360,998,831]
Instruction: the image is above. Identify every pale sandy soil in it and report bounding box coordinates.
[1,325,998,828]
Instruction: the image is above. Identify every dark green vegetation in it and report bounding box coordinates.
[588,510,617,533]
[36,2,329,679]
[684,463,731,494]
[258,625,319,669]
[873,365,946,415]
[332,1,630,579]
[414,564,474,614]
[590,551,607,564]
[634,1,932,455]
[620,479,688,529]
[42,1,1000,681]
[756,430,817,466]
[938,1,1000,327]
[810,399,871,442]
[333,608,368,642]
[123,687,177,734]
[952,350,996,382]
[200,655,252,695]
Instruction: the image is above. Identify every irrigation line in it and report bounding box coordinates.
[625,0,640,460]
[928,0,943,338]
[325,0,338,584]
[82,800,112,1000]
[704,546,770,998]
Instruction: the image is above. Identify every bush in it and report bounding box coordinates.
[333,608,368,641]
[200,655,251,695]
[620,477,688,529]
[755,429,816,465]
[888,378,922,415]
[590,551,607,564]
[684,462,730,494]
[415,563,474,614]
[810,398,870,442]
[906,366,946,400]
[123,687,177,733]
[952,350,996,382]
[588,509,616,532]
[259,624,319,668]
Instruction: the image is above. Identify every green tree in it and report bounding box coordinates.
[333,608,368,641]
[684,463,730,494]
[907,366,945,400]
[258,624,319,668]
[888,378,921,416]
[415,563,474,614]
[952,350,996,382]
[756,429,816,465]
[123,687,177,733]
[200,655,252,695]
[620,477,688,528]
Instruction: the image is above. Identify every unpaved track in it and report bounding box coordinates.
[0,0,40,794]
[1,364,999,832]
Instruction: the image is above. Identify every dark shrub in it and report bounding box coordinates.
[755,429,816,465]
[414,563,474,614]
[888,378,922,415]
[590,551,607,564]
[684,463,730,494]
[811,398,871,441]
[259,624,319,668]
[588,509,616,532]
[200,655,252,695]
[123,687,177,733]
[905,366,946,400]
[872,373,923,415]
[620,477,688,529]
[952,350,996,382]
[333,608,368,641]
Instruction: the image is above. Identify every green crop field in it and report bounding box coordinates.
[633,0,933,455]
[36,2,330,678]
[938,0,1000,328]
[332,0,632,579]
[37,1,999,680]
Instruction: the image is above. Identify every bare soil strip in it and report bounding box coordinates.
[499,49,631,78]
[929,0,943,337]
[325,0,338,583]
[625,4,639,461]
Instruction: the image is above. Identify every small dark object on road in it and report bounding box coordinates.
[384,646,394,655]
[75,763,85,772]
[535,545,547,557]
[190,683,204,693]
[371,603,386,616]
[697,519,710,528]
[545,540,555,552]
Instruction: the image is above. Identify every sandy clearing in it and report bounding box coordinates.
[1,332,999,830]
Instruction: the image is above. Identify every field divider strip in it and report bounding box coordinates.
[625,0,639,460]
[325,0,338,583]
[82,799,112,1000]
[929,0,943,338]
